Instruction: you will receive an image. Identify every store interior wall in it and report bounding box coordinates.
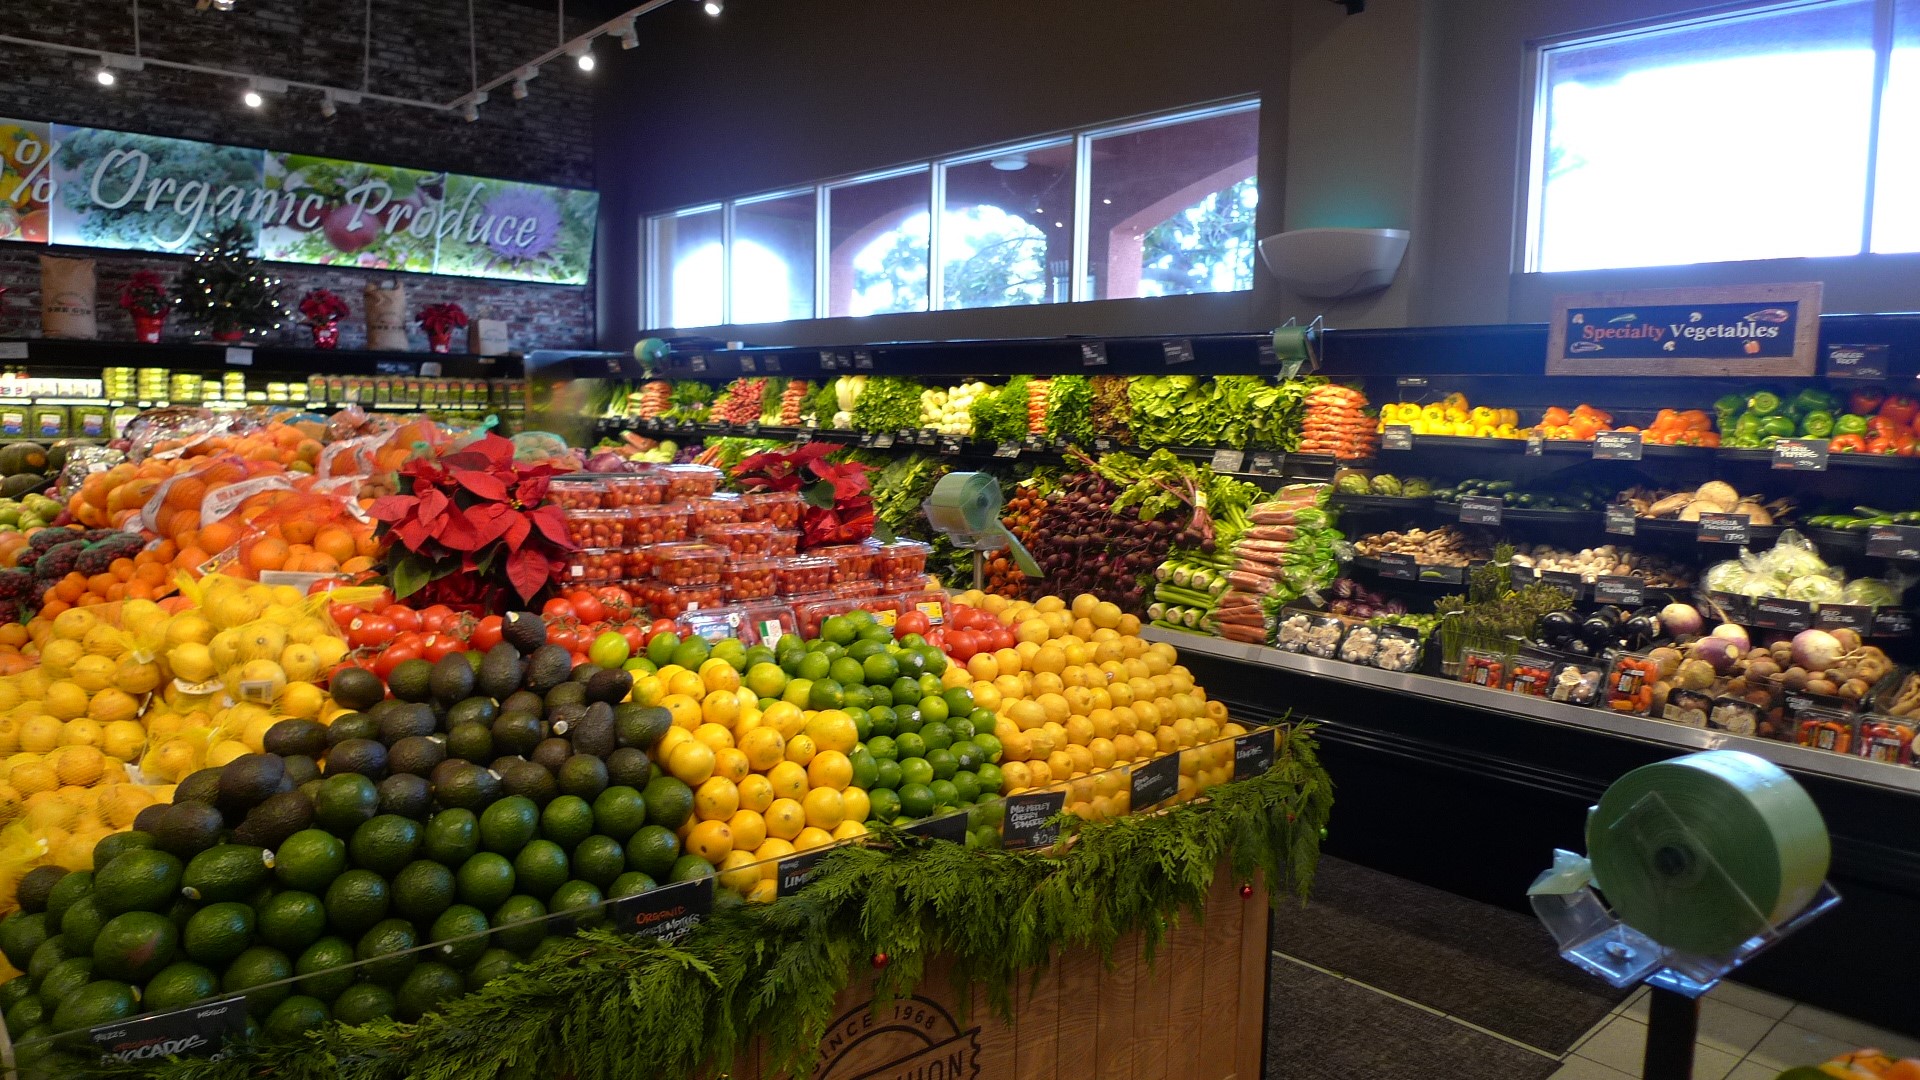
[0,0,599,351]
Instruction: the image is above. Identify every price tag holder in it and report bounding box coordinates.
[857,432,876,448]
[1210,448,1245,473]
[1591,431,1643,461]
[993,441,1021,459]
[818,350,841,371]
[1458,496,1503,526]
[871,433,895,449]
[1129,754,1181,809]
[1824,343,1889,381]
[739,356,758,374]
[1374,553,1417,581]
[937,435,962,455]
[90,996,249,1064]
[1256,340,1279,367]
[1233,728,1278,780]
[743,422,761,436]
[1246,451,1283,476]
[1604,504,1638,536]
[1706,591,1751,624]
[1161,339,1195,365]
[1526,433,1545,457]
[1538,570,1584,599]
[1420,564,1467,585]
[1594,575,1644,606]
[1080,342,1109,367]
[795,429,814,445]
[1815,603,1875,635]
[1380,425,1414,451]
[687,354,708,374]
[610,876,714,944]
[1093,437,1116,454]
[1866,525,1920,560]
[1002,790,1067,850]
[853,350,875,370]
[1394,376,1429,393]
[764,355,782,373]
[776,847,835,896]
[1751,596,1814,632]
[1771,439,1829,471]
[916,429,938,447]
[906,812,970,845]
[1873,606,1913,637]
[1783,688,1854,721]
[224,347,253,367]
[1697,512,1751,544]
[1509,564,1537,587]
[0,343,26,360]
[1023,434,1048,453]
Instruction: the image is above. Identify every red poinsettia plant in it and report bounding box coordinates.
[369,432,575,603]
[731,442,882,548]
[117,271,172,317]
[418,302,469,335]
[299,288,350,324]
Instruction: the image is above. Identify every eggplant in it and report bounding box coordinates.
[1624,614,1661,647]
[1537,611,1578,646]
[1565,639,1594,657]
[1594,606,1625,629]
[1579,616,1617,648]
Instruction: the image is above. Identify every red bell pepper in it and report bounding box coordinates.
[1830,433,1869,453]
[1880,393,1919,426]
[1869,415,1905,439]
[1868,434,1900,455]
[1849,388,1886,415]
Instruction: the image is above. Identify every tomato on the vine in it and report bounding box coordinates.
[618,624,647,653]
[471,615,505,652]
[566,591,607,624]
[543,597,577,622]
[363,587,396,613]
[418,605,458,633]
[374,641,422,679]
[944,630,978,661]
[548,626,583,654]
[421,633,465,662]
[330,603,364,626]
[347,615,395,651]
[386,606,422,633]
[648,619,678,639]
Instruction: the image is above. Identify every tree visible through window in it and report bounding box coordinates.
[1139,179,1257,297]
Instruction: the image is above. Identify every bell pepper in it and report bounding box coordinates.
[1830,433,1868,453]
[1849,387,1886,415]
[1787,388,1836,416]
[1734,413,1764,440]
[1759,415,1798,440]
[1800,411,1834,438]
[1421,404,1446,425]
[1835,413,1871,436]
[1714,393,1746,418]
[1746,390,1783,416]
[1868,434,1900,455]
[1441,392,1469,413]
[1880,393,1919,426]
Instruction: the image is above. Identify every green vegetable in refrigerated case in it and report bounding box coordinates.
[850,376,923,432]
[1044,375,1095,445]
[969,375,1032,443]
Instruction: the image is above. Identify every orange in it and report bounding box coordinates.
[313,528,356,564]
[763,798,805,841]
[686,819,733,863]
[242,537,289,574]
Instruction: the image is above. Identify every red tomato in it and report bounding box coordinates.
[330,603,364,625]
[895,611,931,639]
[986,627,1015,652]
[945,629,978,660]
[593,586,633,614]
[386,606,422,633]
[363,587,395,613]
[471,615,504,652]
[416,605,456,633]
[649,619,678,638]
[548,627,583,654]
[421,633,465,662]
[566,591,608,624]
[307,578,347,597]
[347,614,395,651]
[619,624,647,653]
[925,629,946,650]
[374,641,422,679]
[543,597,578,622]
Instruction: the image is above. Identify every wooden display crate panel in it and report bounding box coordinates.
[722,869,1269,1080]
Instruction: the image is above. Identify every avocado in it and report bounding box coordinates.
[325,713,378,746]
[522,646,571,694]
[15,867,66,915]
[545,702,586,737]
[429,654,475,706]
[329,668,386,713]
[488,755,526,775]
[606,747,653,789]
[264,719,328,759]
[378,704,437,745]
[181,845,273,903]
[388,736,446,778]
[530,738,573,775]
[231,791,315,850]
[91,831,155,872]
[497,761,557,806]
[556,755,608,800]
[132,804,169,835]
[281,755,320,787]
[566,703,616,758]
[584,669,632,707]
[446,697,498,730]
[500,690,542,716]
[175,768,224,806]
[477,645,525,700]
[570,662,604,684]
[431,763,501,811]
[446,723,492,764]
[217,755,287,817]
[490,713,544,757]
[501,612,547,652]
[388,659,435,704]
[323,739,389,781]
[428,759,470,791]
[614,705,672,751]
[377,774,434,819]
[543,682,587,712]
[154,801,226,859]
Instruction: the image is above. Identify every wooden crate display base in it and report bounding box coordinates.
[724,868,1269,1080]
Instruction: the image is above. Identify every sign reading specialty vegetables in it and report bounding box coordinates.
[1547,283,1821,377]
[0,117,596,285]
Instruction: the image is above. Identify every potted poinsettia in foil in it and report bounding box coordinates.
[118,270,172,342]
[731,442,880,547]
[369,432,575,607]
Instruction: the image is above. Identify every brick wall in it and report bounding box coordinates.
[0,0,598,351]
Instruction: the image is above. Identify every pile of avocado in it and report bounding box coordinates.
[0,611,699,1071]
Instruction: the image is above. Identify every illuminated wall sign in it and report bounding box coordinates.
[1547,282,1821,376]
[0,118,596,285]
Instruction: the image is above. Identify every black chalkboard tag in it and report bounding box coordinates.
[853,350,874,370]
[1873,606,1913,637]
[1592,431,1643,461]
[1771,439,1828,471]
[1380,425,1413,451]
[1697,512,1750,544]
[1002,790,1067,850]
[1210,448,1245,473]
[1750,596,1813,632]
[611,876,714,944]
[1605,504,1638,536]
[993,441,1020,458]
[1129,754,1181,809]
[739,356,758,374]
[1593,575,1644,606]
[1375,553,1417,581]
[1866,525,1920,560]
[1538,570,1584,598]
[1825,343,1889,380]
[776,847,835,895]
[1526,433,1545,457]
[1161,339,1195,365]
[907,812,969,845]
[1080,342,1109,367]
[1233,728,1278,780]
[1814,603,1875,634]
[89,997,248,1065]
[1458,496,1503,526]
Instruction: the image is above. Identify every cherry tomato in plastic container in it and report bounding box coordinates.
[773,555,834,597]
[684,495,744,529]
[871,540,931,581]
[699,521,776,557]
[548,477,610,510]
[811,542,878,585]
[738,490,805,528]
[660,464,723,500]
[564,509,630,547]
[562,548,627,584]
[625,505,688,546]
[721,558,778,601]
[651,542,727,585]
[604,473,669,508]
[638,581,725,619]
[766,530,800,557]
[735,602,800,648]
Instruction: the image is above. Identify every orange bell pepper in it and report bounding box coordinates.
[1541,407,1571,427]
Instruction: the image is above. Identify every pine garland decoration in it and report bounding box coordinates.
[88,726,1332,1080]
[171,222,287,339]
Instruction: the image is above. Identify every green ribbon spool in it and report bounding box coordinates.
[1586,751,1829,956]
[925,472,1041,577]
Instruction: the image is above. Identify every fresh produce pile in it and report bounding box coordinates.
[849,377,923,434]
[1089,375,1132,439]
[1353,525,1496,567]
[1335,472,1432,498]
[706,378,769,426]
[1207,484,1342,645]
[1322,578,1408,620]
[1804,506,1920,530]
[1814,387,1920,455]
[1376,394,1521,439]
[1636,408,1719,447]
[968,375,1032,444]
[1043,375,1094,445]
[1699,530,1902,609]
[1509,544,1691,588]
[1126,375,1314,450]
[1432,477,1614,512]
[1620,481,1793,526]
[1772,1047,1920,1080]
[918,381,991,435]
[1529,404,1615,442]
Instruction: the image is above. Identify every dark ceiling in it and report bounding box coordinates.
[496,0,640,20]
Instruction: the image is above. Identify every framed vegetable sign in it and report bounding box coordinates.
[0,117,596,286]
[1547,282,1822,377]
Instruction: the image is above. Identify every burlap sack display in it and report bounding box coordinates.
[364,282,408,351]
[469,318,509,357]
[40,256,98,340]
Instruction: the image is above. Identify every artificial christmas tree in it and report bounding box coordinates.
[172,223,287,342]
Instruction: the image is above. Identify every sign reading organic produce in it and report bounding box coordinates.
[1547,283,1821,377]
[0,117,595,285]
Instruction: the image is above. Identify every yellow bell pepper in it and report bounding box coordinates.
[1469,406,1497,427]
[1495,424,1517,438]
[1421,404,1447,425]
[1451,421,1474,436]
[1499,408,1519,427]
[1397,402,1423,422]
[1473,425,1498,438]
[1442,392,1470,412]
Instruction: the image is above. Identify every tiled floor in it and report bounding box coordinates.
[1551,981,1920,1079]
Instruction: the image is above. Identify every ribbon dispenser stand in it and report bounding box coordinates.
[922,472,1042,590]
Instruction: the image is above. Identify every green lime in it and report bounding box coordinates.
[511,841,570,901]
[819,616,857,647]
[349,816,422,877]
[182,902,255,966]
[456,853,517,910]
[897,783,935,819]
[608,872,655,899]
[849,749,879,790]
[549,880,602,916]
[895,733,927,761]
[894,705,923,734]
[646,631,680,667]
[949,717,976,740]
[479,796,540,855]
[895,649,926,678]
[395,962,464,1022]
[256,891,327,953]
[968,707,996,730]
[221,945,293,1017]
[322,869,391,936]
[872,760,902,791]
[890,677,922,706]
[490,895,548,955]
[667,854,713,883]
[968,795,1006,828]
[967,825,1000,850]
[928,779,959,809]
[943,687,974,717]
[865,736,898,762]
[973,735,1003,764]
[331,982,396,1026]
[846,639,886,662]
[952,741,985,771]
[591,786,648,839]
[867,789,902,823]
[867,684,894,708]
[143,961,219,1011]
[640,777,693,831]
[867,706,897,738]
[274,830,347,893]
[355,919,419,987]
[807,679,844,711]
[740,645,777,670]
[392,861,456,923]
[626,826,680,880]
[422,809,480,866]
[898,757,934,788]
[709,638,746,670]
[668,637,710,672]
[428,905,491,968]
[918,673,943,698]
[920,721,952,751]
[571,837,625,889]
[744,663,787,700]
[93,912,178,982]
[826,656,863,687]
[918,696,949,725]
[841,684,873,711]
[293,937,355,1001]
[950,771,982,804]
[539,796,595,849]
[926,749,958,781]
[917,647,948,677]
[588,632,631,669]
[975,763,1005,795]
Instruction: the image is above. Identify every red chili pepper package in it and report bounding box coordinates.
[1856,713,1917,765]
[1459,649,1507,689]
[1796,708,1856,755]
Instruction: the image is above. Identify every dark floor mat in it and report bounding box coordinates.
[1271,856,1628,1053]
[1265,959,1562,1080]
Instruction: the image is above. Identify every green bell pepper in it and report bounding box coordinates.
[1746,390,1783,416]
[1800,411,1834,438]
[1788,388,1837,416]
[1835,413,1870,436]
[1758,415,1798,440]
[1734,412,1765,439]
[1714,393,1746,417]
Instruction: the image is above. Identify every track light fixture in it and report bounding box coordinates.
[703,0,723,15]
[615,18,639,49]
[95,63,116,87]
[512,65,539,99]
[568,41,595,71]
[462,101,479,122]
[320,91,336,118]
[243,87,263,108]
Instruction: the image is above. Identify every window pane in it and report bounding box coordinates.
[1536,2,1874,272]
[826,169,930,317]
[1873,0,1920,252]
[652,207,723,328]
[1087,107,1259,300]
[940,143,1074,308]
[732,192,816,323]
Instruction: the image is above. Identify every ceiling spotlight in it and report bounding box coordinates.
[320,92,336,118]
[703,0,723,15]
[568,42,595,71]
[243,88,263,108]
[990,153,1029,172]
[212,0,236,9]
[512,66,538,99]
[462,101,479,122]
[95,66,116,87]
[616,18,639,48]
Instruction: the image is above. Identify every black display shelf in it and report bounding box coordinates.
[1719,447,1920,471]
[1433,503,1603,526]
[0,337,523,379]
[1633,517,1786,544]
[1328,493,1434,513]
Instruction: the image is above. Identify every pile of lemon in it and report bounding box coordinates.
[951,591,1244,821]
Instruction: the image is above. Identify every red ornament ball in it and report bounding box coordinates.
[872,952,890,969]
[1239,883,1254,899]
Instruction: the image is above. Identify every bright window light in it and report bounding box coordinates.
[1873,0,1920,252]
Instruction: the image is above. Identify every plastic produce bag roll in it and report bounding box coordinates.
[1586,750,1828,956]
[925,472,1040,577]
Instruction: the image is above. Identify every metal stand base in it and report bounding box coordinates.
[1644,987,1700,1080]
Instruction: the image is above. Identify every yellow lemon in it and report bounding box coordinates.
[667,669,706,700]
[236,659,288,703]
[717,849,760,894]
[279,644,321,684]
[86,690,139,726]
[38,639,82,678]
[69,655,117,694]
[280,682,328,719]
[739,727,786,772]
[712,747,750,785]
[667,740,716,786]
[754,838,795,879]
[163,613,215,649]
[206,739,250,767]
[101,721,146,763]
[726,809,766,852]
[686,819,733,864]
[793,825,835,852]
[167,643,217,685]
[803,711,857,755]
[801,787,844,831]
[840,786,870,824]
[830,819,867,841]
[763,798,805,841]
[113,659,163,696]
[285,617,329,645]
[766,760,808,801]
[806,750,852,792]
[737,773,774,814]
[694,776,740,821]
[45,682,89,721]
[53,608,99,643]
[59,718,103,749]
